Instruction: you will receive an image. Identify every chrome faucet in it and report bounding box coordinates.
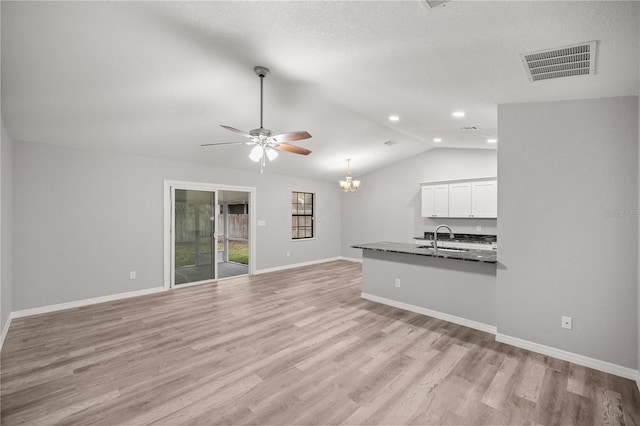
[433,225,454,250]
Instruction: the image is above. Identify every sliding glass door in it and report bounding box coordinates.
[173,188,217,286]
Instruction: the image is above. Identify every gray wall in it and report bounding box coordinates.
[13,141,341,311]
[362,250,496,327]
[341,148,497,259]
[1,119,13,333]
[497,96,639,369]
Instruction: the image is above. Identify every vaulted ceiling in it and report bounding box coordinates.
[2,1,638,180]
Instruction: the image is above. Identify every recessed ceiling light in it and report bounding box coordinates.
[433,138,443,143]
[389,115,400,122]
[487,139,497,144]
[452,111,465,118]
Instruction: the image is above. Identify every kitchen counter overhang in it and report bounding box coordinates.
[352,241,497,332]
[352,241,497,264]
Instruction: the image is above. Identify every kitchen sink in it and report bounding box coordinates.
[417,245,468,252]
[437,247,469,253]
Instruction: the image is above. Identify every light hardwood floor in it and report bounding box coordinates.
[2,260,639,425]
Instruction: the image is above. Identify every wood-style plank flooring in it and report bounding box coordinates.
[2,260,639,425]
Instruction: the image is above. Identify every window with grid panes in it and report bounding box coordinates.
[291,192,314,239]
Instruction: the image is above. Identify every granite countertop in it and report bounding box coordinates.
[352,241,497,264]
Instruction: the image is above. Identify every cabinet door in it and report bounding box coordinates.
[472,180,497,218]
[421,186,435,217]
[433,185,449,217]
[448,182,472,217]
[421,184,449,217]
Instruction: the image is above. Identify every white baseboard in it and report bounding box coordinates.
[254,257,343,275]
[361,293,638,381]
[496,333,638,381]
[12,287,167,319]
[361,292,497,335]
[339,256,362,263]
[1,312,12,350]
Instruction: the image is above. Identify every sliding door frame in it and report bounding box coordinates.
[163,180,256,290]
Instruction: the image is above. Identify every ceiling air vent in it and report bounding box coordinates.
[384,140,398,146]
[459,126,480,131]
[520,41,597,82]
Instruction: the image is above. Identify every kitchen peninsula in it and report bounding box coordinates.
[352,241,497,333]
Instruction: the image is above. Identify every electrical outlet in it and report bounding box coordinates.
[561,316,572,330]
[395,278,401,288]
[476,225,482,232]
[286,251,290,257]
[129,271,136,280]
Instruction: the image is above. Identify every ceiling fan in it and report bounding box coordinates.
[201,66,312,173]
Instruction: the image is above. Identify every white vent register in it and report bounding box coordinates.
[521,41,597,82]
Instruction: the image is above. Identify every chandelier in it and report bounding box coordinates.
[339,159,361,192]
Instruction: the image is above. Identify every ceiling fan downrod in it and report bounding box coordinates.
[254,66,270,130]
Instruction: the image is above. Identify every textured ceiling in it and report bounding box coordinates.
[1,1,638,180]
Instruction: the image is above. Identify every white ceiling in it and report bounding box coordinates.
[2,1,638,181]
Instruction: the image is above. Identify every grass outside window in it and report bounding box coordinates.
[175,240,248,268]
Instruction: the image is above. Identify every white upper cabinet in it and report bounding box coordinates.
[471,180,498,218]
[434,185,449,217]
[421,184,449,217]
[448,182,472,217]
[420,178,497,219]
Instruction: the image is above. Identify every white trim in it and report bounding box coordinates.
[419,176,497,186]
[11,287,166,319]
[254,257,343,275]
[361,292,497,335]
[360,293,639,381]
[496,333,639,381]
[163,182,172,290]
[170,279,216,290]
[339,256,362,263]
[1,312,12,350]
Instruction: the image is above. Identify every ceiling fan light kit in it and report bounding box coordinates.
[201,66,312,173]
[339,159,361,193]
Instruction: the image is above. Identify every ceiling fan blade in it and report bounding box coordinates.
[271,131,312,143]
[220,125,253,138]
[201,142,248,147]
[275,143,312,156]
